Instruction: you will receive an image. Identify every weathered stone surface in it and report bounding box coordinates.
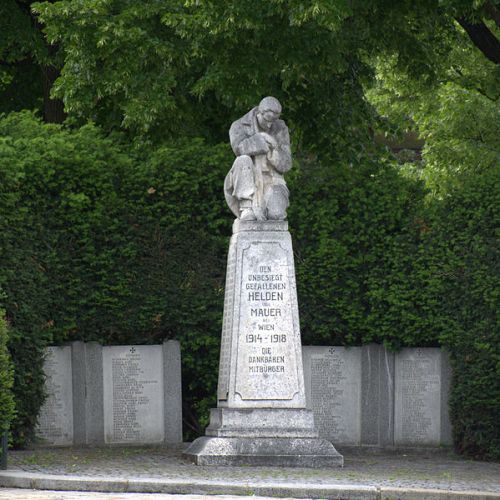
[205,408,318,438]
[224,97,292,221]
[83,342,104,445]
[103,345,164,445]
[217,221,305,408]
[37,341,183,447]
[233,219,288,233]
[394,348,444,446]
[440,351,453,445]
[71,341,87,446]
[360,344,395,447]
[186,220,343,466]
[303,346,362,445]
[302,344,452,448]
[185,437,343,467]
[36,346,74,446]
[163,340,183,444]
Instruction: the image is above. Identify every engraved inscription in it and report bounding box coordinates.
[235,241,300,400]
[395,349,441,445]
[36,347,74,446]
[103,346,164,444]
[306,347,361,444]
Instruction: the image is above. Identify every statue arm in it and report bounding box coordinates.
[267,124,292,173]
[230,121,268,157]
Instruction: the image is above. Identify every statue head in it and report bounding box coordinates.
[257,96,282,131]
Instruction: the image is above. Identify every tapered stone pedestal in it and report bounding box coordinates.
[184,220,343,467]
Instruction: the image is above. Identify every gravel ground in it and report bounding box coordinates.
[4,445,499,494]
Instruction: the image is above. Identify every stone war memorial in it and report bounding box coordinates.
[184,97,344,466]
[36,341,182,446]
[35,97,452,462]
[302,345,452,448]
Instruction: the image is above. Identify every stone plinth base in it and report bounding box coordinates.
[186,220,344,467]
[185,407,343,467]
[205,408,318,438]
[184,436,343,467]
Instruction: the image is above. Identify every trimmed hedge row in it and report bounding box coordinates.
[434,166,500,460]
[0,310,15,438]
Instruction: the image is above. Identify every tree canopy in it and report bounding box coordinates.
[367,8,499,196]
[28,0,499,155]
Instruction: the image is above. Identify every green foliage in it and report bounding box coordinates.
[419,83,499,195]
[7,327,49,448]
[367,29,499,194]
[291,157,499,461]
[290,157,434,349]
[0,113,53,446]
[0,0,491,132]
[0,0,47,115]
[1,107,498,456]
[0,111,233,442]
[0,310,15,436]
[34,0,483,156]
[0,1,45,64]
[433,166,499,460]
[2,0,498,457]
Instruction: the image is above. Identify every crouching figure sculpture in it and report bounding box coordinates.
[224,96,292,221]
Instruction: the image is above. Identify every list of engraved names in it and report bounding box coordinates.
[395,350,441,444]
[307,348,361,444]
[36,347,74,445]
[103,346,164,444]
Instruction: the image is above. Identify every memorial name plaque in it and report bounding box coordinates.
[303,346,361,445]
[235,241,300,401]
[36,341,181,447]
[395,348,441,445]
[36,346,74,446]
[103,345,164,444]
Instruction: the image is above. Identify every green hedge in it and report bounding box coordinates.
[0,310,15,437]
[0,111,498,457]
[433,165,500,460]
[289,157,436,349]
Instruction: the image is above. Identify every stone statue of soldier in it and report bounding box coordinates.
[185,96,344,467]
[224,96,292,221]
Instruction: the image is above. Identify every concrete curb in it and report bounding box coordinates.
[379,488,500,500]
[0,471,499,500]
[0,472,375,499]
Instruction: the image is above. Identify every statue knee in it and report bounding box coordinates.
[266,185,289,220]
[232,155,253,173]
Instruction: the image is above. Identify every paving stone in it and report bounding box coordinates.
[1,446,499,497]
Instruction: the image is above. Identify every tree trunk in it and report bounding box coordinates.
[41,64,66,124]
[456,17,500,64]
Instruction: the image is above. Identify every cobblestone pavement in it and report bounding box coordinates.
[0,489,300,500]
[3,445,499,494]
